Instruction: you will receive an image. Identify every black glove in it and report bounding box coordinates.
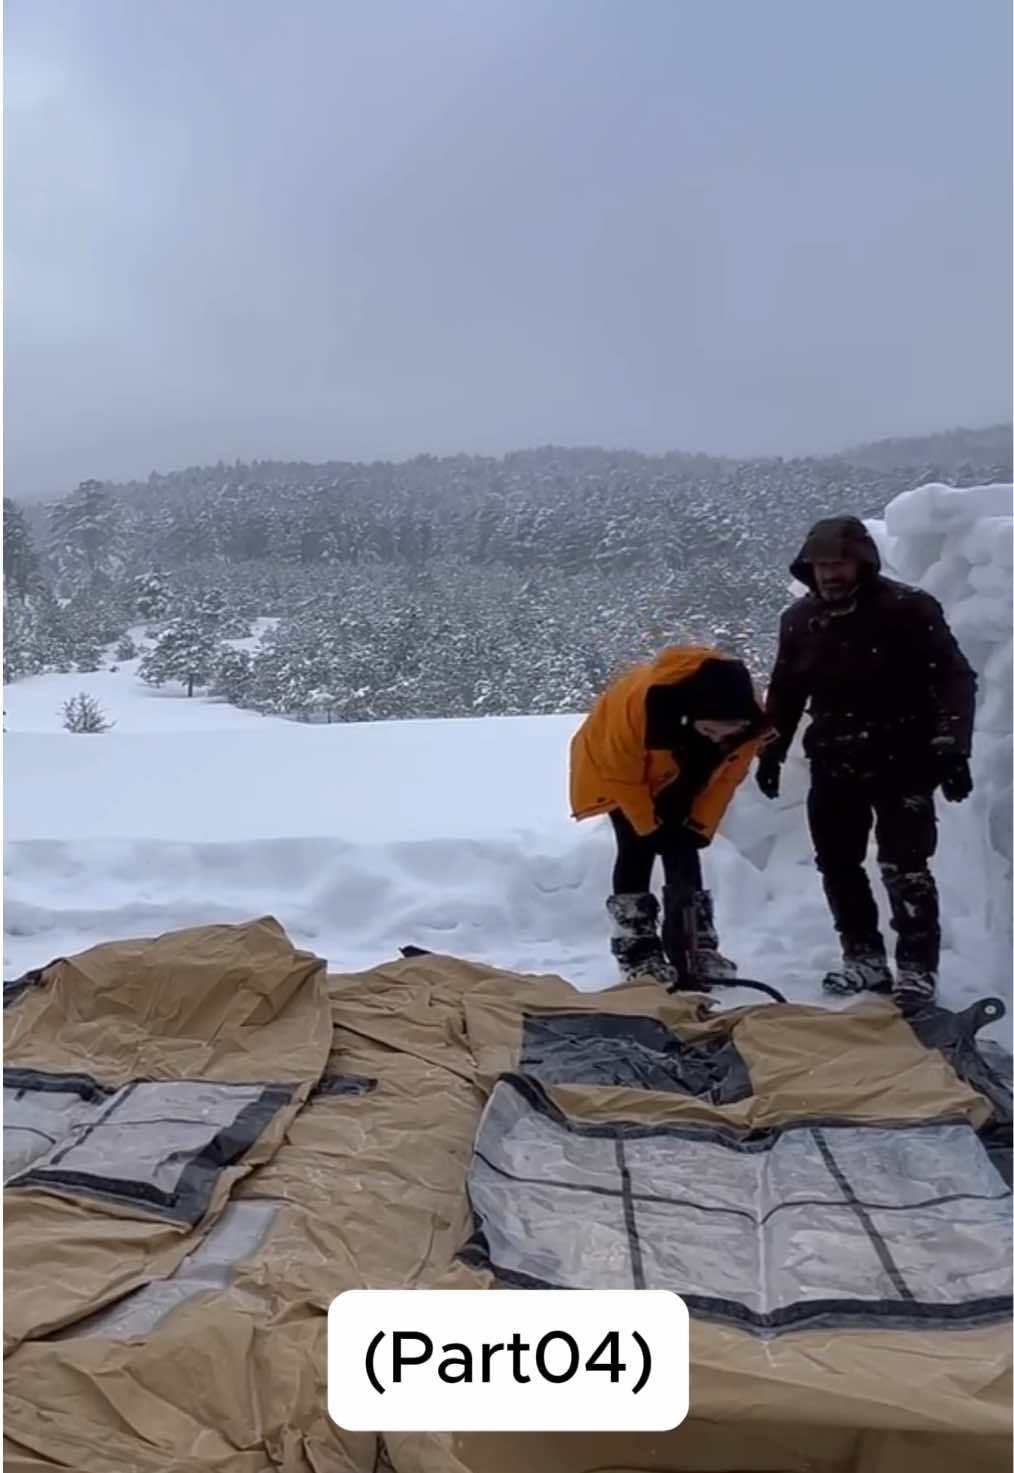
[755,754,782,800]
[937,751,973,803]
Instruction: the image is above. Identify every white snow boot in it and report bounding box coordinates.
[606,892,683,990]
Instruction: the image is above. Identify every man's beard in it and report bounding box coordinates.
[818,584,858,613]
[818,580,857,603]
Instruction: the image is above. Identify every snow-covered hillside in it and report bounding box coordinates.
[4,482,1011,1043]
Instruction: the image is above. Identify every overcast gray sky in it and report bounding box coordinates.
[5,0,1011,498]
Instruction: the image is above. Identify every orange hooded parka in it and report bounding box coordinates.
[569,645,766,841]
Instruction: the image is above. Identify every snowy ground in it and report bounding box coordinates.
[4,483,1011,1047]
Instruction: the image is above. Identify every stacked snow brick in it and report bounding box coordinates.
[875,482,1013,977]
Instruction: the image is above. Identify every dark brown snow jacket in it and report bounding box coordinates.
[763,516,977,782]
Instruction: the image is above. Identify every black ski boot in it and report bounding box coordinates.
[606,892,683,989]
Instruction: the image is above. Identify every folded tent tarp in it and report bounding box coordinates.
[2,918,1011,1473]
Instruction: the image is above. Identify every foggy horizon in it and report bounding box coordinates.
[5,0,1012,501]
[7,418,1014,504]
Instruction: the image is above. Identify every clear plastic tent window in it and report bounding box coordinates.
[46,1199,283,1343]
[3,1083,106,1183]
[465,1077,1014,1335]
[4,1071,293,1224]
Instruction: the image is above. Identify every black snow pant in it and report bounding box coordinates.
[609,808,702,896]
[806,768,940,974]
[609,809,704,974]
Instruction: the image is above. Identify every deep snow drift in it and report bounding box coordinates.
[4,481,1011,1042]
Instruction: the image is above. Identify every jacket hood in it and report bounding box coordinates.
[674,656,759,721]
[789,516,882,591]
[645,647,762,720]
[642,653,766,752]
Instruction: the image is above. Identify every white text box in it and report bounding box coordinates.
[327,1289,689,1431]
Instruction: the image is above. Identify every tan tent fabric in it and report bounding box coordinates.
[4,923,1011,1472]
[3,917,330,1353]
[4,915,330,1085]
[462,983,993,1128]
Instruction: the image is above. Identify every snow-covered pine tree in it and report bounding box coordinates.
[132,569,172,628]
[33,588,75,673]
[2,596,44,681]
[61,574,128,654]
[74,638,104,672]
[196,586,228,631]
[188,583,252,640]
[3,500,40,598]
[212,646,255,707]
[139,608,221,697]
[49,480,122,590]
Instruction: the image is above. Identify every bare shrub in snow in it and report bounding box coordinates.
[61,692,114,733]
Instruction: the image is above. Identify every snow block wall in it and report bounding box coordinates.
[877,482,1013,977]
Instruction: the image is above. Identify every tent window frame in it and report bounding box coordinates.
[4,1069,294,1225]
[462,1074,1014,1337]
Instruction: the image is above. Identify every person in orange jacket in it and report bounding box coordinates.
[570,646,768,989]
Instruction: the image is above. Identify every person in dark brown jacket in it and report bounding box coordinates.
[755,515,977,1010]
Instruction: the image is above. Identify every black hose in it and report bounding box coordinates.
[721,978,788,1004]
[665,975,788,1004]
[400,944,789,1004]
